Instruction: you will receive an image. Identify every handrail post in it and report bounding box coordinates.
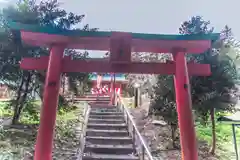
[142,145,145,160]
[126,112,129,127]
[133,127,136,146]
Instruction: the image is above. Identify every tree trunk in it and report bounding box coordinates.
[148,105,154,116]
[171,124,178,149]
[37,71,46,102]
[12,72,31,124]
[18,72,31,115]
[12,73,24,124]
[39,84,44,102]
[209,107,216,155]
[200,110,209,127]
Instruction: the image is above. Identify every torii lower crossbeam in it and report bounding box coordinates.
[20,56,211,75]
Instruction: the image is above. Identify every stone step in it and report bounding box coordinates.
[75,98,111,101]
[90,104,116,109]
[75,96,110,99]
[86,136,132,145]
[88,118,125,124]
[90,111,122,115]
[76,100,110,103]
[87,123,127,130]
[76,94,110,97]
[75,95,110,98]
[84,144,135,155]
[86,129,129,137]
[82,153,139,160]
[90,108,119,112]
[89,115,124,120]
[90,101,110,103]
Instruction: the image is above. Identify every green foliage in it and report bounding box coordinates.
[0,0,97,124]
[66,50,92,96]
[0,101,82,159]
[0,102,12,117]
[152,16,239,117]
[58,94,68,107]
[21,100,40,123]
[55,107,79,138]
[196,112,239,159]
[180,16,239,124]
[150,75,179,147]
[150,16,239,148]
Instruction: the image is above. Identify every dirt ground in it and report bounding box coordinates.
[0,108,82,160]
[129,102,218,160]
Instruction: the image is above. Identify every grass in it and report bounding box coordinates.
[0,101,83,159]
[196,115,239,160]
[122,96,238,159]
[0,102,13,117]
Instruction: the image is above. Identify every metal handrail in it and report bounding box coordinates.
[77,102,91,160]
[116,94,156,160]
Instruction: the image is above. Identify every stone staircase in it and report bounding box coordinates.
[82,106,139,160]
[75,95,111,105]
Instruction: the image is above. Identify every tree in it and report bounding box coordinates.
[146,52,182,148]
[65,50,92,96]
[150,16,239,151]
[126,53,168,97]
[179,16,239,154]
[0,0,97,124]
[151,74,179,148]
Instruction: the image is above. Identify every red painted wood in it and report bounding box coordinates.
[20,57,211,76]
[112,73,116,105]
[20,56,49,70]
[173,53,198,160]
[110,73,114,105]
[21,31,211,54]
[34,46,64,160]
[110,32,132,63]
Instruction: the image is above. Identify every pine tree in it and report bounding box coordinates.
[0,0,97,124]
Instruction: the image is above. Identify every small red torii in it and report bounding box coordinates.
[8,20,219,160]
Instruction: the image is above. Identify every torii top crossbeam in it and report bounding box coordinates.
[8,21,219,54]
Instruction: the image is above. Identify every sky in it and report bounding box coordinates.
[1,0,240,57]
[57,0,240,38]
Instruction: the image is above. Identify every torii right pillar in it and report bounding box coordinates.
[174,52,198,160]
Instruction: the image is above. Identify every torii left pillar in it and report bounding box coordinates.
[34,46,64,160]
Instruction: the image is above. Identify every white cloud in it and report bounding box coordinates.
[0,0,9,3]
[0,0,15,4]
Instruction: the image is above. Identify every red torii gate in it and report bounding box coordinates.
[8,21,219,160]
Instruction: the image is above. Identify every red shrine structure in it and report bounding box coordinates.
[90,73,127,95]
[8,20,219,160]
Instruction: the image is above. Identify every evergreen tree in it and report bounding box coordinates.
[180,16,238,154]
[150,16,239,152]
[0,0,97,124]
